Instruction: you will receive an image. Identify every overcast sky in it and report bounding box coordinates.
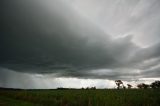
[1,0,160,89]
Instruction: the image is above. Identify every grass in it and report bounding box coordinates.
[0,89,160,106]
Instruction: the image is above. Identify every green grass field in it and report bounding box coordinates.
[0,89,160,106]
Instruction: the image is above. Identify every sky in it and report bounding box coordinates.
[1,0,160,89]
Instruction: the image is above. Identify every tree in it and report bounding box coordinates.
[115,80,123,89]
[127,84,132,89]
[123,85,126,89]
[150,81,160,89]
[91,86,96,90]
[137,83,149,89]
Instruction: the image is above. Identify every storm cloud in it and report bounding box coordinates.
[1,0,160,88]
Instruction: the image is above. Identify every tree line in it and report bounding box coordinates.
[56,80,160,90]
[115,80,160,89]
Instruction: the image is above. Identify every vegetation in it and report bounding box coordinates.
[137,83,150,89]
[150,81,160,89]
[115,80,124,89]
[0,88,160,106]
[0,80,159,106]
[114,80,160,89]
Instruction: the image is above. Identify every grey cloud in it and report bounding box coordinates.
[0,0,160,83]
[70,0,160,46]
[127,42,160,69]
[1,0,136,72]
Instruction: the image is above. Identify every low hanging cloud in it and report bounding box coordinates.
[0,67,116,89]
[1,0,160,85]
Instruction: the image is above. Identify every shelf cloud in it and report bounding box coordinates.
[1,0,160,88]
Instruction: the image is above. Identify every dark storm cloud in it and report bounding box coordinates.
[0,0,160,80]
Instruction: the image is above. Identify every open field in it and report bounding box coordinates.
[0,89,160,106]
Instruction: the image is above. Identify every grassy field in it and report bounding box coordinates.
[0,89,160,106]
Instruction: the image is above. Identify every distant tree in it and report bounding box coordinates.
[86,87,89,90]
[137,83,143,89]
[137,83,149,89]
[81,87,84,90]
[115,80,124,89]
[150,81,160,89]
[85,87,96,90]
[137,84,142,89]
[91,86,96,90]
[127,84,132,89]
[123,85,126,89]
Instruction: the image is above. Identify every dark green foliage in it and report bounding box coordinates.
[0,89,160,106]
[137,83,150,89]
[150,81,160,89]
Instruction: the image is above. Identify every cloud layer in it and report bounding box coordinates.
[1,0,160,88]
